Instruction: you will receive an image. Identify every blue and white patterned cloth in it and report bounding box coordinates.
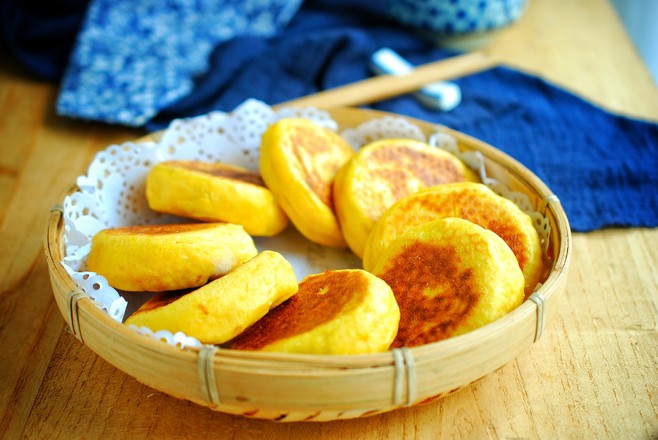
[56,0,303,126]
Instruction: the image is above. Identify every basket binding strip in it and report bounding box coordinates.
[393,347,417,406]
[528,291,547,342]
[199,345,221,407]
[66,289,88,343]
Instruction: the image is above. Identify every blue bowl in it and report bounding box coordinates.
[384,0,528,48]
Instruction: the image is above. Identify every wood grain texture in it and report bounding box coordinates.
[0,59,140,439]
[1,0,657,438]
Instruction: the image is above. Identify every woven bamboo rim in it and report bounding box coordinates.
[44,108,571,422]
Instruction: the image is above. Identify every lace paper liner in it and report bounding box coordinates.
[60,99,550,349]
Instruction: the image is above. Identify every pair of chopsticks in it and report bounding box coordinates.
[275,51,498,109]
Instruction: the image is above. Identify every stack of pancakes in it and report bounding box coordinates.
[87,117,544,353]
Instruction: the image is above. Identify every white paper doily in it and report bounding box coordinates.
[60,99,550,349]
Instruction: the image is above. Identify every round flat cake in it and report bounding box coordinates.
[333,138,478,258]
[146,160,288,237]
[364,182,543,295]
[87,223,257,292]
[125,251,298,344]
[259,118,355,248]
[228,269,400,354]
[371,218,525,347]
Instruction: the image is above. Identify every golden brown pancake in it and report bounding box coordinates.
[228,269,399,354]
[87,223,257,292]
[371,218,524,347]
[363,182,544,295]
[146,160,288,236]
[125,251,298,344]
[333,138,478,258]
[259,118,355,247]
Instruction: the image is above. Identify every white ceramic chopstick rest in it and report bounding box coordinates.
[370,48,462,111]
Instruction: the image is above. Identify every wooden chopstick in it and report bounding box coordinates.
[275,51,499,109]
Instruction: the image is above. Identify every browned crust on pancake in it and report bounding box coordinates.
[486,218,529,272]
[229,271,368,350]
[102,223,218,236]
[402,188,530,275]
[289,125,346,209]
[166,160,265,187]
[376,241,479,347]
[368,143,465,199]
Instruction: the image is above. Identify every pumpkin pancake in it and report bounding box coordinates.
[88,223,257,292]
[363,182,544,295]
[146,160,288,237]
[228,269,400,354]
[259,118,354,248]
[125,251,298,344]
[333,138,478,258]
[371,218,524,347]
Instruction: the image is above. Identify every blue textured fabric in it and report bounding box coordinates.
[425,67,658,232]
[0,0,90,81]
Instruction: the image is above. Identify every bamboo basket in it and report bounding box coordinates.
[44,107,571,422]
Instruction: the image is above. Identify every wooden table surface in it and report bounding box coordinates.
[1,0,657,438]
